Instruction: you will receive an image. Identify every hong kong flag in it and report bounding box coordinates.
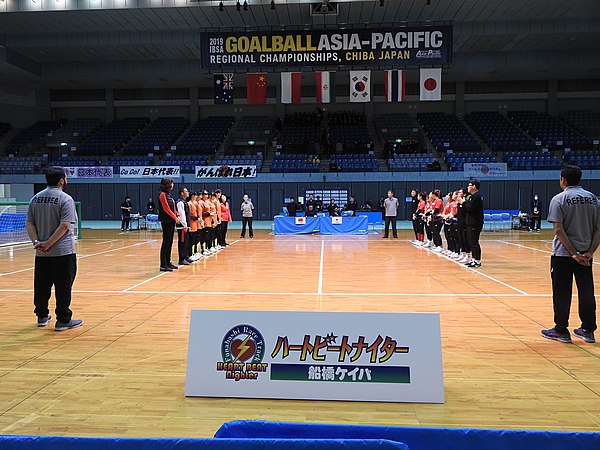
[247,73,267,104]
[420,68,442,101]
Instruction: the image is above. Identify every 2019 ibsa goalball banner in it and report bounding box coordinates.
[185,310,444,403]
[201,26,452,69]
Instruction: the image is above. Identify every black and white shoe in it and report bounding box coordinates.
[466,261,482,268]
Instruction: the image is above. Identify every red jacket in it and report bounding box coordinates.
[220,201,232,222]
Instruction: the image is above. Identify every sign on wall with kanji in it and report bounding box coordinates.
[185,310,444,403]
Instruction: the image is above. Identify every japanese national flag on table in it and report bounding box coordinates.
[384,69,405,102]
[316,71,335,103]
[420,68,442,101]
[350,70,371,102]
[213,73,234,105]
[281,72,301,104]
[247,73,267,104]
[295,216,306,225]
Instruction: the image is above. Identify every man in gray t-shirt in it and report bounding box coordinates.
[383,190,399,238]
[26,167,82,331]
[541,165,600,344]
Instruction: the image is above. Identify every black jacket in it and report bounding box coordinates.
[463,192,484,228]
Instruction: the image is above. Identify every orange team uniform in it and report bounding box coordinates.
[200,198,213,228]
[194,199,204,230]
[213,197,222,224]
[207,199,217,227]
[188,201,198,233]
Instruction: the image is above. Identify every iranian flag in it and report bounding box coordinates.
[281,72,302,104]
[315,71,335,103]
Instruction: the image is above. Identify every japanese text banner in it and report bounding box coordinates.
[185,310,444,403]
[119,166,181,178]
[64,166,113,179]
[202,26,452,69]
[195,165,257,178]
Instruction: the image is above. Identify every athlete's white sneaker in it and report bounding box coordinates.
[433,246,443,253]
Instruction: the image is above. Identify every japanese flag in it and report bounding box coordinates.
[420,68,442,101]
[295,217,306,225]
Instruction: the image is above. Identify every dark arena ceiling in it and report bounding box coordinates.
[0,0,599,88]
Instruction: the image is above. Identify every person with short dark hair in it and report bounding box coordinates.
[146,197,156,215]
[287,197,299,217]
[176,187,193,266]
[240,194,254,239]
[157,177,181,272]
[26,167,82,331]
[120,196,133,231]
[383,190,399,238]
[456,179,484,268]
[530,194,543,232]
[343,195,358,216]
[408,189,419,243]
[542,165,600,344]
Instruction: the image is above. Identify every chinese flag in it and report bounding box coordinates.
[247,73,267,104]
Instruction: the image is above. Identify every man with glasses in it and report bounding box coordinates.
[456,180,484,268]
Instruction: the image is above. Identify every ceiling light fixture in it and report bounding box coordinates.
[236,1,240,11]
[379,0,384,6]
[219,0,223,11]
[243,0,248,11]
[271,0,275,9]
[426,0,431,4]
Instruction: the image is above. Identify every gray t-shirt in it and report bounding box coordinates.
[384,197,399,217]
[27,186,77,257]
[241,201,254,218]
[547,185,600,257]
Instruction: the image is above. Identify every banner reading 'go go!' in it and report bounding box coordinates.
[202,26,452,68]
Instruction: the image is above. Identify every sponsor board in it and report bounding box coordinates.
[185,310,444,403]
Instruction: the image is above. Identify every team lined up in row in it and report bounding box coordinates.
[409,180,484,268]
[156,177,255,272]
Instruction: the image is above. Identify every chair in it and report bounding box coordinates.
[144,214,161,231]
[483,213,493,232]
[491,213,502,231]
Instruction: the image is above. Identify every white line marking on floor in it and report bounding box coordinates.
[498,240,600,265]
[318,240,325,295]
[122,272,169,292]
[94,239,119,245]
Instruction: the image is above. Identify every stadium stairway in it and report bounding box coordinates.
[458,115,491,152]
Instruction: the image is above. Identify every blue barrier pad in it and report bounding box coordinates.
[274,216,320,235]
[484,210,520,216]
[0,435,408,450]
[274,216,369,235]
[358,212,383,225]
[214,420,600,450]
[319,216,368,235]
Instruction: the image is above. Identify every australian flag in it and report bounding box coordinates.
[214,73,234,104]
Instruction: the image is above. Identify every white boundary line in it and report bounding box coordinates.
[415,242,531,296]
[317,240,325,295]
[122,272,169,292]
[499,240,600,266]
[94,239,119,245]
[0,288,551,297]
[0,240,157,277]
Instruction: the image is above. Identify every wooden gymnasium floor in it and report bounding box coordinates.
[1,227,599,437]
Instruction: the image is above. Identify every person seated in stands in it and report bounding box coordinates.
[329,162,341,172]
[331,206,341,217]
[429,160,442,172]
[287,197,299,217]
[306,205,317,217]
[362,199,373,212]
[315,196,323,212]
[306,194,316,211]
[343,196,359,216]
[327,199,338,216]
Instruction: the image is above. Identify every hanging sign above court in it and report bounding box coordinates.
[185,310,444,403]
[119,166,181,178]
[195,165,257,178]
[201,26,452,69]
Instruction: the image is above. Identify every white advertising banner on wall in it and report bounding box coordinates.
[195,165,257,178]
[64,166,113,179]
[119,166,181,178]
[463,162,508,178]
[185,310,444,403]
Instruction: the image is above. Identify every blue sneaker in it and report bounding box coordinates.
[573,328,595,343]
[541,328,571,343]
[55,319,83,331]
[37,315,52,327]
